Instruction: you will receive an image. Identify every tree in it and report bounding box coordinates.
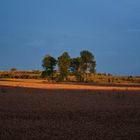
[80,50,96,82]
[10,68,17,71]
[42,55,57,80]
[10,68,17,78]
[70,57,83,81]
[70,57,81,71]
[58,52,71,81]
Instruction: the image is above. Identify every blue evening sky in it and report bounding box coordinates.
[0,0,140,75]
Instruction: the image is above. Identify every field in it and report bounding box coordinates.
[0,81,140,139]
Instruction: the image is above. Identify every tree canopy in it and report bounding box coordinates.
[42,55,57,80]
[58,52,71,81]
[42,50,96,82]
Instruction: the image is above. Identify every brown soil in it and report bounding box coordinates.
[0,82,140,139]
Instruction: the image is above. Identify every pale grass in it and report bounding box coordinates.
[0,80,140,91]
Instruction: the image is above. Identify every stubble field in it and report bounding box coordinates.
[0,81,140,140]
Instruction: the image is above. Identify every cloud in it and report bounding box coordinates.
[22,38,65,50]
[26,40,47,47]
[127,29,140,32]
[102,50,118,55]
[23,39,57,48]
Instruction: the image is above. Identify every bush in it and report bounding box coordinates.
[21,74,30,79]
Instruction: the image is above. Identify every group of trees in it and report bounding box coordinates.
[42,50,96,82]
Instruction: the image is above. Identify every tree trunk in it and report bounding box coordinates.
[85,63,88,82]
[52,72,53,80]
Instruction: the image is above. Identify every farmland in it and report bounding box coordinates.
[0,81,140,139]
[1,0,140,139]
[1,70,140,84]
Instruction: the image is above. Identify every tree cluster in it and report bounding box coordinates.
[42,50,96,82]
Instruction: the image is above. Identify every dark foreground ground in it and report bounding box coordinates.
[0,86,140,140]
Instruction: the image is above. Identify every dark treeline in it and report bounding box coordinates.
[42,50,96,82]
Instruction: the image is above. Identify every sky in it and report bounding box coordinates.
[0,0,140,76]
